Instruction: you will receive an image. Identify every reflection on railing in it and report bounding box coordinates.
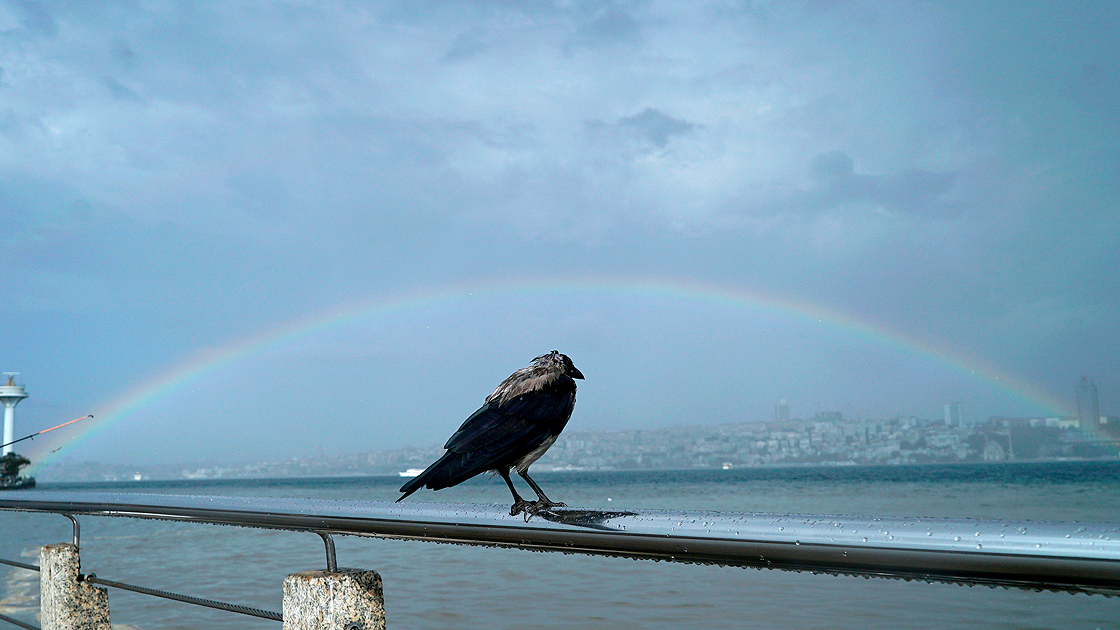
[0,489,1118,628]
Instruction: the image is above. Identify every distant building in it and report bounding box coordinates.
[1077,376,1100,428]
[944,401,962,426]
[1045,417,1079,429]
[814,410,843,423]
[775,399,790,422]
[982,440,1007,461]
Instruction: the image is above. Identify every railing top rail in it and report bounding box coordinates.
[2,490,1118,596]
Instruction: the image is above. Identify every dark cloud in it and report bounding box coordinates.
[443,26,490,62]
[619,108,699,148]
[808,151,957,218]
[110,40,137,69]
[586,108,700,151]
[564,6,640,51]
[11,0,55,36]
[103,77,141,101]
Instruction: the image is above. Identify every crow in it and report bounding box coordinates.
[397,350,584,516]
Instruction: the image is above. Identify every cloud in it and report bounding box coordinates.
[8,0,55,36]
[808,150,958,218]
[584,107,700,154]
[102,77,141,101]
[618,107,700,149]
[564,6,641,52]
[444,26,490,62]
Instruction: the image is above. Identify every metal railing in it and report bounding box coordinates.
[0,489,1118,599]
[82,574,283,622]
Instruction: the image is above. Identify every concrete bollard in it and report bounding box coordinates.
[39,544,111,630]
[283,568,386,630]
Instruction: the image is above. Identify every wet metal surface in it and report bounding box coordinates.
[2,490,1119,595]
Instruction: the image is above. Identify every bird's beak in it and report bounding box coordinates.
[570,367,585,380]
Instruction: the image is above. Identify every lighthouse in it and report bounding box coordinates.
[1,373,29,456]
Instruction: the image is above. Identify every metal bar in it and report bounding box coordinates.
[0,613,39,630]
[2,490,1119,595]
[82,574,282,622]
[0,557,38,572]
[316,531,338,572]
[61,514,79,549]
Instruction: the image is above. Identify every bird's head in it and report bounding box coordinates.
[534,350,585,380]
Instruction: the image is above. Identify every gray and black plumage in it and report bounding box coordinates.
[397,350,584,516]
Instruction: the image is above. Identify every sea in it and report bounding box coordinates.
[2,461,1119,630]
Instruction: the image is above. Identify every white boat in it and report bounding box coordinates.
[398,468,424,478]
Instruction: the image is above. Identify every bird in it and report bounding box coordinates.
[397,350,584,516]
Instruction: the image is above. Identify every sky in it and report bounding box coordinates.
[1,1,1118,469]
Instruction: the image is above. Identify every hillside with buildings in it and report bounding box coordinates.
[39,409,1120,482]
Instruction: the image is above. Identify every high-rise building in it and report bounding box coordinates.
[775,399,790,422]
[1077,376,1100,428]
[944,401,962,426]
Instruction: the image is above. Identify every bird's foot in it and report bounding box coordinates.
[510,500,567,521]
[534,500,567,512]
[510,500,536,517]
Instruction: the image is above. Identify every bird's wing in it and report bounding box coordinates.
[444,388,575,452]
[400,419,554,495]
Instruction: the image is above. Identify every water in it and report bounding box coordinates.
[2,461,1119,629]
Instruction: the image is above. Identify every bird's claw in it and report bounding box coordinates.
[510,500,567,521]
[510,500,536,517]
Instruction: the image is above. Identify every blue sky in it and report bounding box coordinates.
[2,1,1118,467]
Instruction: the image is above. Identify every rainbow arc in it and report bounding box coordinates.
[28,276,1081,466]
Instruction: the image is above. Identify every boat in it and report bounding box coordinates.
[398,468,425,478]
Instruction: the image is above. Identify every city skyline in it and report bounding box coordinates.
[12,369,1115,476]
[35,404,1120,483]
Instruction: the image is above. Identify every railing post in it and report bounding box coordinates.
[39,543,110,630]
[282,568,386,630]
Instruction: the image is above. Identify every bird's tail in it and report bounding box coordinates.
[396,450,494,502]
[397,453,453,501]
[397,474,426,502]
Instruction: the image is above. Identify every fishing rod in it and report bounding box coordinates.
[0,415,93,451]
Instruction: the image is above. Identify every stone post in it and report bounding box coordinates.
[39,544,110,630]
[282,568,386,630]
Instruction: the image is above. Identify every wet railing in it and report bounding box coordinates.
[1,489,1119,627]
[5,490,1120,592]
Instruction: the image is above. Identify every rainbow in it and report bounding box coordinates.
[27,276,1080,466]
